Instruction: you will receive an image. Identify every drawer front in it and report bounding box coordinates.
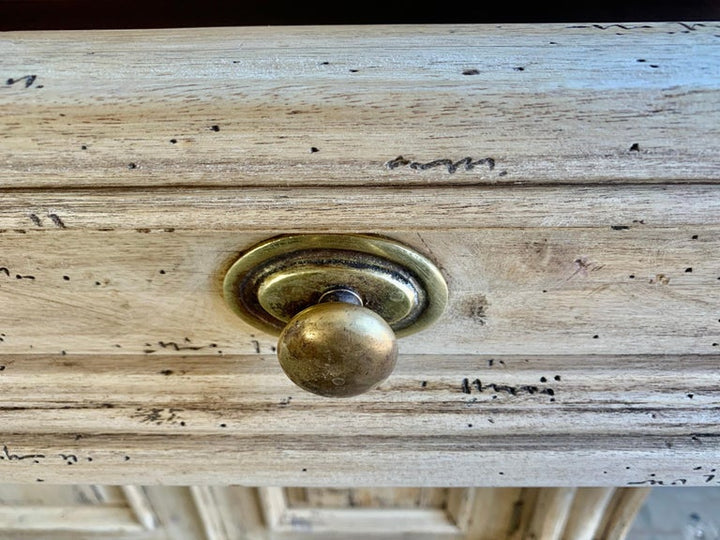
[0,23,718,486]
[0,225,718,356]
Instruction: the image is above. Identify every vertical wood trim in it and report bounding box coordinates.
[258,487,288,530]
[88,485,115,504]
[446,488,475,530]
[121,485,157,530]
[226,487,267,540]
[525,488,577,540]
[507,489,540,540]
[144,486,210,540]
[597,488,651,540]
[465,488,524,540]
[190,486,231,540]
[561,488,616,540]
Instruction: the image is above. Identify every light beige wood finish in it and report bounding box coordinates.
[1,186,719,230]
[285,487,449,508]
[190,486,232,540]
[260,486,469,539]
[0,485,650,540]
[525,488,577,540]
[252,486,648,540]
[0,484,181,540]
[596,487,652,540]
[207,486,266,540]
[123,486,158,530]
[1,24,719,188]
[0,354,715,486]
[0,228,718,356]
[561,487,615,540]
[0,506,143,533]
[462,488,524,540]
[0,21,718,513]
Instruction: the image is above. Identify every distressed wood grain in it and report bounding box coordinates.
[0,228,717,356]
[0,485,650,539]
[0,186,719,230]
[560,488,615,540]
[0,354,716,486]
[1,23,718,188]
[597,487,651,540]
[0,23,718,492]
[525,488,576,540]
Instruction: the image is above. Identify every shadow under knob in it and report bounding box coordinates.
[277,302,398,398]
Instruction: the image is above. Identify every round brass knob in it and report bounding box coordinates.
[278,294,398,398]
[223,234,448,398]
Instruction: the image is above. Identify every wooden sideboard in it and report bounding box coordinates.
[0,22,717,539]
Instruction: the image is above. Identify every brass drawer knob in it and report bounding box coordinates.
[278,289,397,397]
[223,235,447,397]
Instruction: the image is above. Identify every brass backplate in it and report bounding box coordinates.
[223,235,448,337]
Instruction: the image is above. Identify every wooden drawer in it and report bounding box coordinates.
[0,23,718,487]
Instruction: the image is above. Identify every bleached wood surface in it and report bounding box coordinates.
[0,354,716,486]
[0,228,718,356]
[0,24,718,488]
[0,485,649,539]
[1,23,719,188]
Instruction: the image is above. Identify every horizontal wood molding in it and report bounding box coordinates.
[0,354,716,486]
[0,506,144,532]
[1,24,719,188]
[1,186,720,230]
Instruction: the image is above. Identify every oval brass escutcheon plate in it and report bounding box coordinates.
[223,235,448,338]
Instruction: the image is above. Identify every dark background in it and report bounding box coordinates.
[1,0,719,30]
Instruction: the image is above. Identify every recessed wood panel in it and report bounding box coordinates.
[0,485,159,539]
